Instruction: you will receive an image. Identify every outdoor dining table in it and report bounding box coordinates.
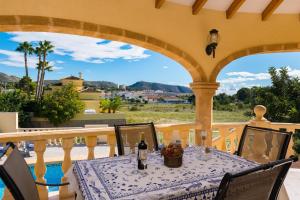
[66,147,258,200]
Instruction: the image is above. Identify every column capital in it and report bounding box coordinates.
[190,82,219,94]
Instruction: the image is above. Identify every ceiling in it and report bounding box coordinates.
[167,0,300,13]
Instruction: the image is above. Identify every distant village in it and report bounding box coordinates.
[0,72,192,114]
[47,73,192,113]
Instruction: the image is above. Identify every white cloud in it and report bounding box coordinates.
[8,32,150,64]
[225,71,270,80]
[0,49,62,71]
[218,67,300,95]
[163,66,169,69]
[285,66,300,78]
[0,49,38,68]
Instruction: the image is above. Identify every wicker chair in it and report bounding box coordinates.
[215,156,297,200]
[0,142,71,200]
[236,125,292,163]
[114,122,159,156]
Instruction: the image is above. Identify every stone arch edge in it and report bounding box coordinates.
[210,43,300,82]
[0,15,207,82]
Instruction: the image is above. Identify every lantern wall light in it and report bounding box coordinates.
[205,29,219,58]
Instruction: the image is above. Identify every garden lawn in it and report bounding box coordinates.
[119,103,251,124]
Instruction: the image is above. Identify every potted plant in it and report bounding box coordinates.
[161,143,184,168]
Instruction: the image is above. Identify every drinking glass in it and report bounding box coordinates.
[197,130,212,160]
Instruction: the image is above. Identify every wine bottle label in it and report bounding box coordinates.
[139,149,147,160]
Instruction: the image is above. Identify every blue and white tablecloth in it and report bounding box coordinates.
[72,147,258,200]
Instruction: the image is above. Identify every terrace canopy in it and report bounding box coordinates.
[1,0,300,145]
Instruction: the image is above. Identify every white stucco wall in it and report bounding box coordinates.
[0,112,18,133]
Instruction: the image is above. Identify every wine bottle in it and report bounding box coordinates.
[137,132,148,170]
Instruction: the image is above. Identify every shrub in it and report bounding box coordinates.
[41,84,84,126]
[129,106,139,111]
[0,90,30,127]
[99,96,122,113]
[18,76,35,96]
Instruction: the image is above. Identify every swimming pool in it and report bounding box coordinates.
[0,163,63,199]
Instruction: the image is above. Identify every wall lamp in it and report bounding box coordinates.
[205,29,219,58]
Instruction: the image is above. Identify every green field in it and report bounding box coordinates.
[119,103,251,124]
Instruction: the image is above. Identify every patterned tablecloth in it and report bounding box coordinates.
[72,147,258,200]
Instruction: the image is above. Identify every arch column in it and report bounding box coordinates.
[190,82,219,146]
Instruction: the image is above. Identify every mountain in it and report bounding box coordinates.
[45,79,191,93]
[84,81,118,89]
[44,80,118,89]
[0,72,20,82]
[44,80,60,85]
[128,81,192,93]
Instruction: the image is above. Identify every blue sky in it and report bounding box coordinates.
[0,32,300,94]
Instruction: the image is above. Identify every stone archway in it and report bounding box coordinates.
[209,43,300,82]
[0,15,207,82]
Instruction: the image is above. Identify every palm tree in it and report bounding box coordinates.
[34,47,42,100]
[36,40,54,101]
[16,42,34,77]
[40,61,53,96]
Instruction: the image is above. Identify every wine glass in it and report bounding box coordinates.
[197,130,210,160]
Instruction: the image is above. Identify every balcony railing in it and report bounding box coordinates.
[0,105,299,199]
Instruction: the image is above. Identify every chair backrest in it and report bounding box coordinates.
[0,142,39,200]
[114,122,159,155]
[237,125,291,163]
[215,157,296,200]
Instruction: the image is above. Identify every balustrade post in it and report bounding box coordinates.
[190,82,219,146]
[59,138,74,199]
[86,136,97,160]
[218,127,227,151]
[250,105,274,160]
[107,134,116,157]
[163,129,172,145]
[34,140,48,200]
[250,105,271,128]
[179,130,189,148]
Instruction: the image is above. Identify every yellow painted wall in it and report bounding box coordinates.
[61,79,83,91]
[83,100,100,113]
[0,112,18,132]
[0,0,300,82]
[79,92,101,100]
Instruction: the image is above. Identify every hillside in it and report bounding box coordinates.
[43,79,192,93]
[0,72,20,82]
[84,81,118,89]
[128,81,192,93]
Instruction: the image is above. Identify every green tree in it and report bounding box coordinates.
[99,99,111,113]
[16,42,34,77]
[99,97,122,113]
[18,76,35,96]
[0,91,30,127]
[111,96,122,113]
[188,94,195,105]
[41,84,84,126]
[34,46,42,100]
[251,67,300,122]
[36,40,54,101]
[236,88,251,103]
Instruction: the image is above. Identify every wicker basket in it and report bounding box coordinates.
[164,155,182,168]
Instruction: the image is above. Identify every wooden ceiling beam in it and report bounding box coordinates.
[226,0,246,19]
[262,0,284,21]
[192,0,208,15]
[155,0,166,9]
